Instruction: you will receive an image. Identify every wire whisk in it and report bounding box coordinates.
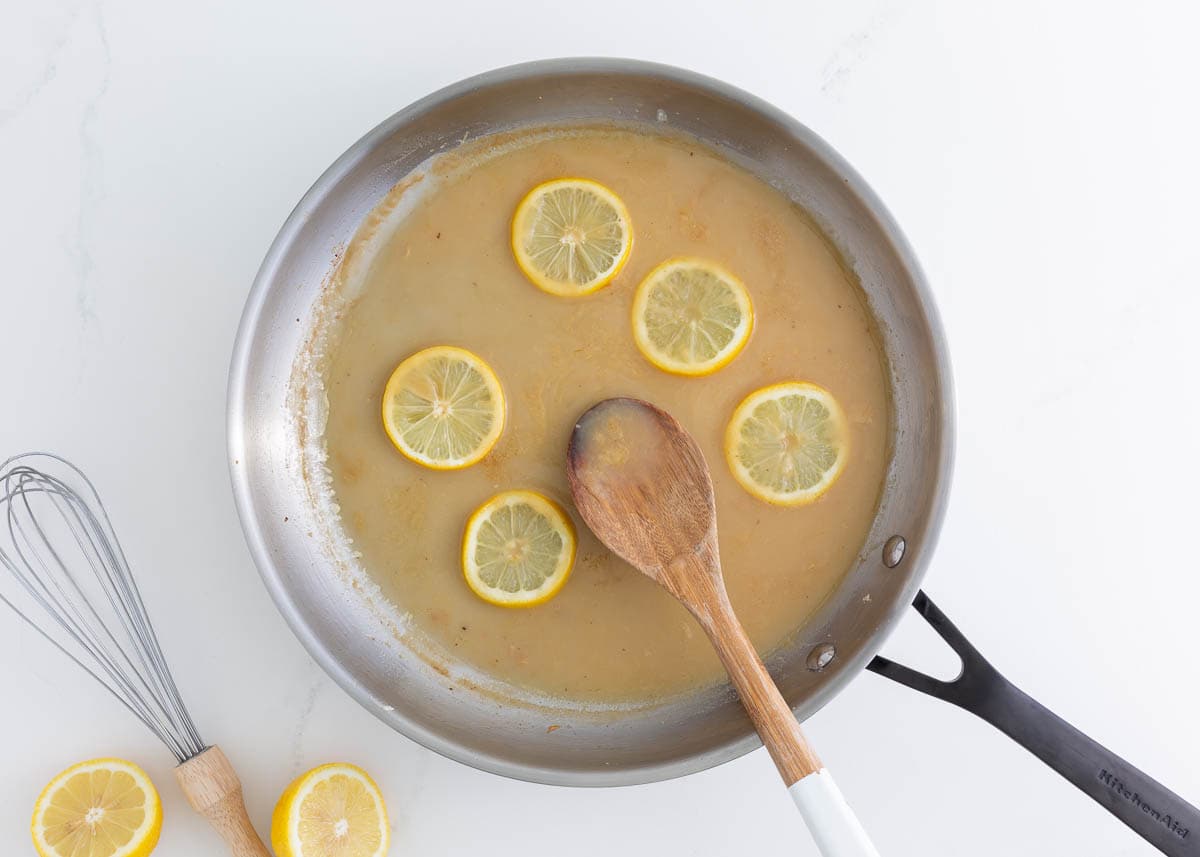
[0,453,204,761]
[0,452,270,856]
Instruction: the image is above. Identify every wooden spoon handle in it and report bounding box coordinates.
[704,599,821,784]
[705,601,880,856]
[175,746,272,857]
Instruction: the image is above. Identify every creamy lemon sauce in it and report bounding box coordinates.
[321,126,891,702]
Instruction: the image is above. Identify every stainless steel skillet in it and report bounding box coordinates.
[227,58,1198,853]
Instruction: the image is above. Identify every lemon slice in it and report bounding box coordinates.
[381,346,505,470]
[725,382,849,505]
[632,257,754,376]
[511,178,633,296]
[462,490,577,607]
[271,763,389,857]
[31,758,162,857]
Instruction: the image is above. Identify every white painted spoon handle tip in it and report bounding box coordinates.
[789,768,881,857]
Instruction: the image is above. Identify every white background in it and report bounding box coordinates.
[2,1,1198,855]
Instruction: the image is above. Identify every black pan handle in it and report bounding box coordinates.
[868,591,1199,855]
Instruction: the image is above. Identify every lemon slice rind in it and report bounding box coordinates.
[381,345,505,470]
[461,490,577,608]
[31,758,162,857]
[632,256,754,376]
[725,382,849,506]
[511,178,633,297]
[271,763,389,857]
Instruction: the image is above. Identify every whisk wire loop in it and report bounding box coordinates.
[0,453,206,762]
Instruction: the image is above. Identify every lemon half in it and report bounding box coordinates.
[511,178,633,296]
[462,490,577,607]
[31,758,162,857]
[632,257,754,376]
[381,346,505,470]
[271,763,389,857]
[725,382,849,505]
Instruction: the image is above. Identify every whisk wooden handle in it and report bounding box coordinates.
[175,746,272,857]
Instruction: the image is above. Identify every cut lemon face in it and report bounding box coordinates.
[271,763,389,857]
[511,178,632,296]
[462,490,577,607]
[632,257,754,376]
[381,346,505,470]
[725,382,849,506]
[31,758,162,857]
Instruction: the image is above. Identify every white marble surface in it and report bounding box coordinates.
[2,1,1198,854]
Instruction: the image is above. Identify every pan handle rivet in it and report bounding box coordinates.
[806,643,836,671]
[883,535,906,568]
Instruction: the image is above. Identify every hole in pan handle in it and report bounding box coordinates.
[868,591,1200,856]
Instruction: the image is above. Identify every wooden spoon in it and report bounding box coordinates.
[567,398,880,856]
